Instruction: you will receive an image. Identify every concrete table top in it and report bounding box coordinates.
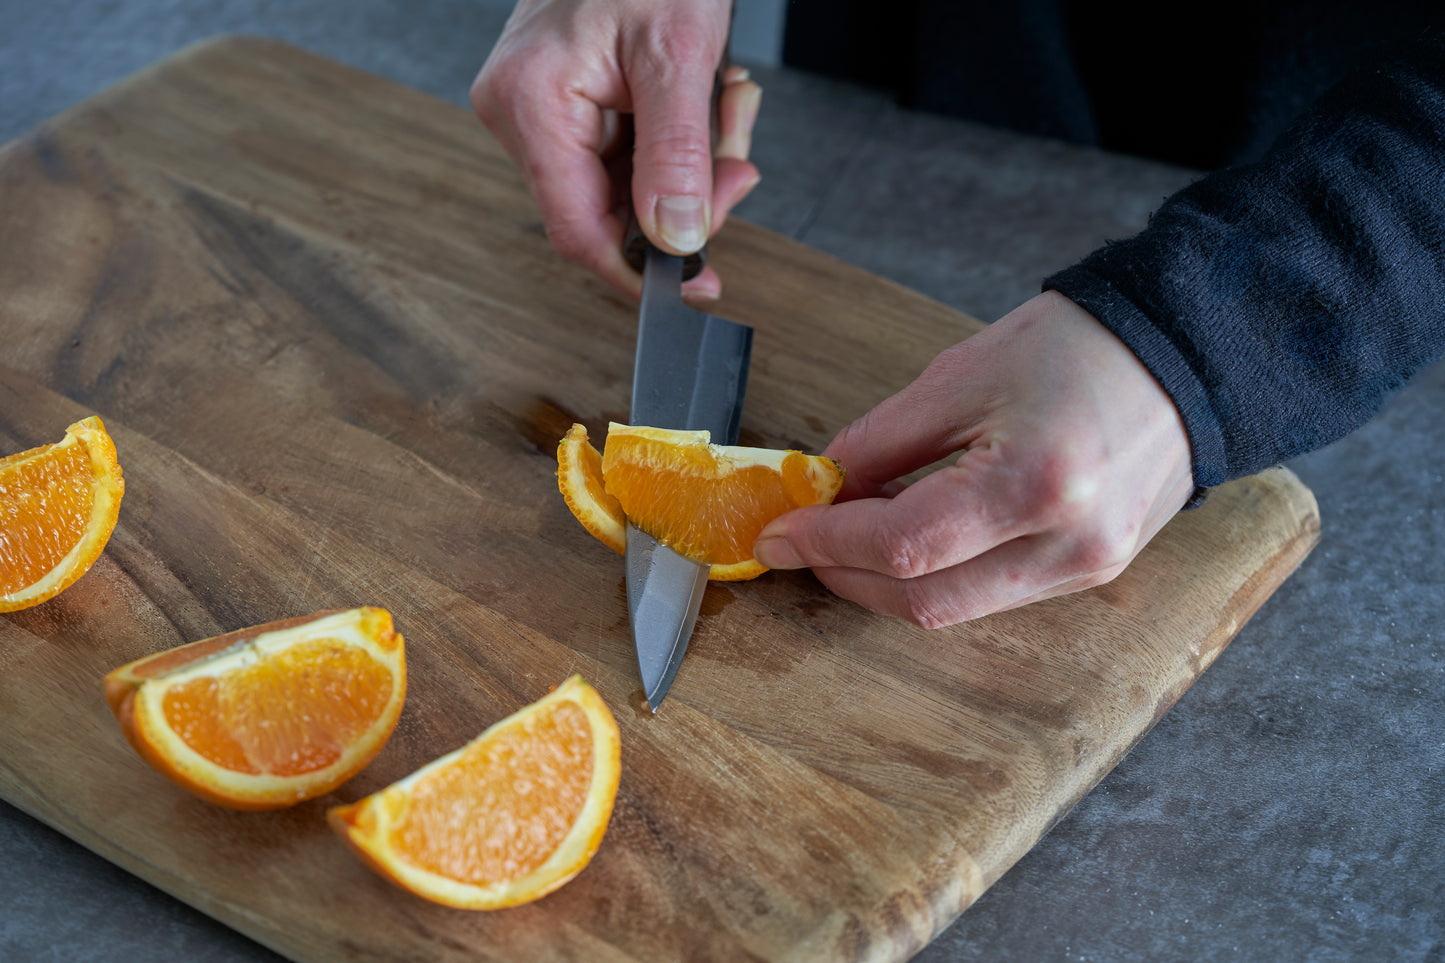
[3,2,1441,960]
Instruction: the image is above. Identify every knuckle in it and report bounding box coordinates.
[898,582,966,630]
[828,408,897,489]
[924,341,972,378]
[1023,450,1100,527]
[828,412,873,460]
[1067,526,1137,576]
[469,58,523,124]
[1083,562,1130,589]
[635,121,713,171]
[467,77,489,121]
[540,216,590,263]
[469,83,499,129]
[637,17,720,77]
[876,523,932,580]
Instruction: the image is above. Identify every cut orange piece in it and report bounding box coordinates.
[557,422,845,580]
[103,607,406,811]
[557,423,626,555]
[328,675,621,910]
[598,422,844,580]
[556,423,760,579]
[0,415,125,612]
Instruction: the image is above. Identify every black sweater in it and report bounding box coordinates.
[786,5,1445,492]
[1045,35,1445,488]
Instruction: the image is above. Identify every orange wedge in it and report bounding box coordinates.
[600,423,846,575]
[1,416,125,612]
[328,675,621,910]
[556,422,844,581]
[103,607,406,811]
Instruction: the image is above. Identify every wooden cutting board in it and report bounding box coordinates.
[0,37,1319,962]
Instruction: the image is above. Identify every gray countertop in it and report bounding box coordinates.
[3,2,1441,961]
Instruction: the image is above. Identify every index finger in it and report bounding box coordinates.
[823,347,986,500]
[753,461,1028,579]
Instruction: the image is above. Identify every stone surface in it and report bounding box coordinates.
[3,2,1442,961]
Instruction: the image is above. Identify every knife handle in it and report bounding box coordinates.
[623,212,706,281]
[621,14,731,283]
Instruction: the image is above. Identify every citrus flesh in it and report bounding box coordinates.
[557,423,844,580]
[0,416,125,611]
[103,607,406,811]
[597,423,844,580]
[327,675,621,910]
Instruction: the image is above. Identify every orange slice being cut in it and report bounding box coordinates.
[1,415,125,612]
[557,422,844,581]
[602,423,846,575]
[103,607,406,811]
[328,675,621,910]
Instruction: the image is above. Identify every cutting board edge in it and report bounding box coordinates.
[956,465,1322,895]
[1,34,260,154]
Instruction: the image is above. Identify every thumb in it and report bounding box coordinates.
[626,36,722,255]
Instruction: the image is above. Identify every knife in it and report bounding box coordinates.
[624,242,752,713]
[616,13,748,713]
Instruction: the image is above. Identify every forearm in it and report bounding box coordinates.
[1047,33,1445,487]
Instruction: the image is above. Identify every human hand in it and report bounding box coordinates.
[752,292,1196,628]
[470,0,763,302]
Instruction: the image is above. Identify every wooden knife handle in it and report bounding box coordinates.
[622,207,706,281]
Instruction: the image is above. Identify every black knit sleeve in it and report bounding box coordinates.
[1044,34,1445,489]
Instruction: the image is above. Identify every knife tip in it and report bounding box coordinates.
[631,687,665,715]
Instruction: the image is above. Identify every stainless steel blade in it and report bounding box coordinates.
[630,247,751,439]
[626,525,708,711]
[628,244,752,711]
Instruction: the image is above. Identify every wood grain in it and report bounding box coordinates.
[0,37,1319,962]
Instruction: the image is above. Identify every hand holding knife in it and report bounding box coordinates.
[619,24,753,712]
[622,244,752,712]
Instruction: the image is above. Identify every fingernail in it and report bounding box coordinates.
[681,286,721,307]
[753,535,803,570]
[744,84,763,135]
[730,172,762,209]
[655,195,709,254]
[718,84,764,161]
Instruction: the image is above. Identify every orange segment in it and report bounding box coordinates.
[328,675,621,910]
[0,415,125,611]
[600,423,845,579]
[103,607,406,811]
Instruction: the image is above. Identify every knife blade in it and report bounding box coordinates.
[627,244,752,711]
